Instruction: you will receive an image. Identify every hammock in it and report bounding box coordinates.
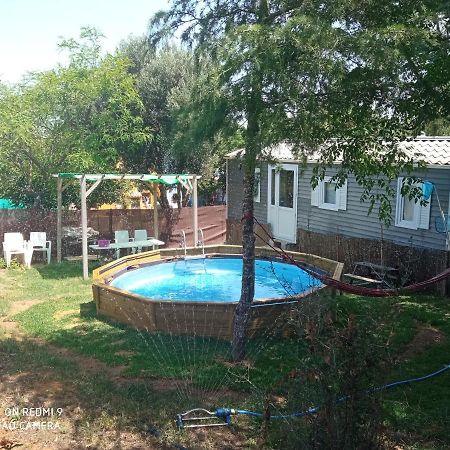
[250,216,450,297]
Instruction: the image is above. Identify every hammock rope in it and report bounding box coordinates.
[250,215,450,297]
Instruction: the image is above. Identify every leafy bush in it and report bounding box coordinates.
[267,293,392,450]
[8,259,25,270]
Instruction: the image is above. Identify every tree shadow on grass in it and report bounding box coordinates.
[18,298,248,392]
[0,335,181,449]
[67,302,236,387]
[77,301,298,390]
[0,333,253,449]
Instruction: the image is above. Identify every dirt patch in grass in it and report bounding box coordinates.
[50,346,128,378]
[186,425,250,449]
[0,357,159,450]
[60,321,83,330]
[0,331,250,449]
[191,386,247,407]
[53,309,79,320]
[151,377,189,389]
[115,350,137,358]
[0,269,8,282]
[0,321,21,336]
[1,300,44,338]
[401,325,444,361]
[0,309,131,385]
[217,357,254,369]
[9,300,44,315]
[47,349,145,385]
[151,378,247,407]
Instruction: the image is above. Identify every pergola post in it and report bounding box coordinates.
[152,184,159,239]
[80,175,88,280]
[193,175,198,246]
[225,159,229,222]
[56,177,63,263]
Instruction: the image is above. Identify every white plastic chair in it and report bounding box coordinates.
[134,229,148,241]
[113,230,134,259]
[2,233,31,268]
[29,232,52,264]
[134,229,148,253]
[134,229,162,252]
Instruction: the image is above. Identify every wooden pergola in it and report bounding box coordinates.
[53,173,200,280]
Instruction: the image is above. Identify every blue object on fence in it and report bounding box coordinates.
[435,216,450,234]
[176,364,450,429]
[422,181,434,201]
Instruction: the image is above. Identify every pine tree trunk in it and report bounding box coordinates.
[232,103,259,361]
[231,1,266,361]
[231,167,256,361]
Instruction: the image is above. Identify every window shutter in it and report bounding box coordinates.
[311,185,319,206]
[394,177,403,227]
[338,180,347,211]
[418,196,431,229]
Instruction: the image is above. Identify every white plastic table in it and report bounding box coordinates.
[89,238,165,259]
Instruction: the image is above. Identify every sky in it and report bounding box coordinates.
[0,0,169,84]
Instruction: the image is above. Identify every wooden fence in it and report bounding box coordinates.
[0,205,226,256]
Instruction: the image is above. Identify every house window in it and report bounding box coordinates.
[311,175,347,211]
[323,179,337,207]
[395,177,431,230]
[319,177,339,210]
[253,168,261,203]
[402,196,415,222]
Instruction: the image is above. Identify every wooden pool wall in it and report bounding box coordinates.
[92,245,343,340]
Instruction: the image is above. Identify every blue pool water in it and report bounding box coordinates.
[110,257,321,302]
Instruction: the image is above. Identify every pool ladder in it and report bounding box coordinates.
[179,230,187,257]
[196,228,205,256]
[179,228,205,260]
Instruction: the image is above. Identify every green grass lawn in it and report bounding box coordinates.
[0,262,449,449]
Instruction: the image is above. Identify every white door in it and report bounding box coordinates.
[267,164,298,243]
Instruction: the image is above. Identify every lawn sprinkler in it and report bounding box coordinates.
[176,408,234,429]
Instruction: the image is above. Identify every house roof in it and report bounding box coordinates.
[401,137,450,166]
[225,136,450,167]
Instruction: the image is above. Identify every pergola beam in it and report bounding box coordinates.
[86,176,104,197]
[54,173,199,182]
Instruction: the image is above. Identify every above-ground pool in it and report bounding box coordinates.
[110,257,321,302]
[92,246,342,340]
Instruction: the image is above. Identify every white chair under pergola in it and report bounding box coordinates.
[53,172,200,280]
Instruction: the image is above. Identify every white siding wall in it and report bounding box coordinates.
[297,166,449,251]
[226,158,449,251]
